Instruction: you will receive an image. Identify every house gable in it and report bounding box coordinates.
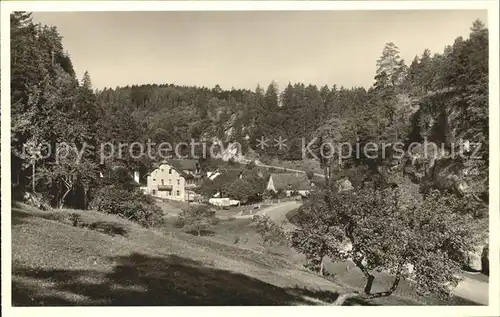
[144,159,202,201]
[268,173,311,191]
[267,176,275,191]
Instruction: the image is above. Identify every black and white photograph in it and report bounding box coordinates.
[1,1,499,315]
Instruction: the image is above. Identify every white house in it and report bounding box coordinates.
[144,159,202,201]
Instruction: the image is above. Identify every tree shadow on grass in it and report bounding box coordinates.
[184,229,216,237]
[12,252,353,306]
[11,204,128,237]
[11,207,34,226]
[83,221,128,237]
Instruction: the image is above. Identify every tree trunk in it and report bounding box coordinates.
[32,163,36,193]
[83,188,87,210]
[324,165,331,187]
[352,257,402,300]
[59,186,71,209]
[319,260,324,276]
[197,229,201,236]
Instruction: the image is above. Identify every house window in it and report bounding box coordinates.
[161,179,164,185]
[169,168,172,174]
[176,190,180,196]
[168,179,172,184]
[161,168,164,172]
[153,178,156,182]
[152,190,156,195]
[177,179,180,185]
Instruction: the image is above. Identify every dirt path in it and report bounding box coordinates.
[239,159,325,178]
[256,201,300,221]
[231,200,301,221]
[451,273,489,305]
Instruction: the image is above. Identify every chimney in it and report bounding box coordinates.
[134,171,140,184]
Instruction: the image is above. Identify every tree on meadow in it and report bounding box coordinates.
[177,205,220,236]
[253,214,287,252]
[287,183,476,305]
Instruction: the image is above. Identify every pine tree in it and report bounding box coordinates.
[82,70,92,90]
[416,49,433,91]
[376,42,407,88]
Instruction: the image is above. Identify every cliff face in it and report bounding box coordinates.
[402,90,488,272]
[407,90,488,206]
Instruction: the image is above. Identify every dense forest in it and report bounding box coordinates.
[11,12,488,217]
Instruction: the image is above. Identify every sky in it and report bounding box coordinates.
[32,10,488,91]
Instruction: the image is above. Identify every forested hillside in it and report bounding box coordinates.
[11,11,488,214]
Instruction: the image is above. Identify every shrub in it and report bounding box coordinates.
[246,161,256,170]
[22,191,52,211]
[305,169,315,180]
[224,178,254,204]
[276,188,286,198]
[264,189,278,200]
[173,217,186,228]
[69,213,81,227]
[89,185,163,227]
[253,215,287,248]
[176,204,219,236]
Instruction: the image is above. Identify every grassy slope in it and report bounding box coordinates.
[11,203,342,306]
[11,203,472,306]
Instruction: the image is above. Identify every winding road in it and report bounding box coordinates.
[231,200,301,228]
[239,159,325,178]
[451,272,489,305]
[254,200,301,222]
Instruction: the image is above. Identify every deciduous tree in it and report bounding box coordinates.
[177,205,219,236]
[287,184,476,305]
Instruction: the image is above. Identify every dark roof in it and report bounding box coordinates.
[145,159,200,178]
[167,159,199,172]
[270,173,311,190]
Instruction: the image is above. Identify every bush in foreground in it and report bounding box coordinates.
[89,185,163,227]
